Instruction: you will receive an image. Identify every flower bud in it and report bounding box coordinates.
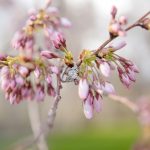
[41,51,59,59]
[111,6,117,19]
[102,82,115,94]
[50,66,59,74]
[94,94,102,113]
[120,73,131,88]
[60,17,72,28]
[100,62,111,77]
[18,66,29,77]
[119,16,127,25]
[83,94,93,119]
[78,78,89,100]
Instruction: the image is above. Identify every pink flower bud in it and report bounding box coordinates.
[41,51,59,59]
[48,7,59,14]
[78,79,89,100]
[50,66,59,74]
[130,64,139,73]
[47,84,56,97]
[35,84,45,102]
[18,66,29,77]
[113,41,127,50]
[102,82,115,94]
[111,6,117,19]
[46,74,52,84]
[52,33,66,49]
[34,67,41,79]
[83,94,93,119]
[118,30,126,36]
[119,16,127,25]
[15,76,24,86]
[110,23,120,33]
[60,17,72,28]
[127,69,136,82]
[100,62,111,77]
[9,93,17,105]
[120,73,131,87]
[94,95,102,113]
[1,79,9,91]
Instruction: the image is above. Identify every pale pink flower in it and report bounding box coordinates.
[41,50,59,59]
[83,94,93,119]
[50,66,59,74]
[102,82,115,94]
[127,69,136,82]
[60,17,72,28]
[120,73,131,87]
[93,95,102,113]
[100,62,111,77]
[18,66,29,77]
[119,16,127,25]
[78,79,89,100]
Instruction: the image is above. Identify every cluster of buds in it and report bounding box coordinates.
[11,4,71,54]
[0,55,59,104]
[77,40,139,118]
[0,3,149,120]
[109,6,127,37]
[100,41,139,88]
[0,1,70,104]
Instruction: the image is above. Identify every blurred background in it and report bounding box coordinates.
[0,0,150,149]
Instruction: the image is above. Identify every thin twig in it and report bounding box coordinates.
[94,11,150,55]
[108,94,139,113]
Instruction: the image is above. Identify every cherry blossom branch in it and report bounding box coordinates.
[94,11,150,55]
[108,94,139,113]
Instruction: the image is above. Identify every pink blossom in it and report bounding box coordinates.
[41,51,59,59]
[120,73,131,87]
[102,82,115,94]
[18,66,29,77]
[93,95,102,113]
[111,6,117,19]
[50,66,59,74]
[100,62,111,77]
[78,79,89,100]
[127,69,136,82]
[130,64,139,73]
[112,41,127,50]
[119,16,127,25]
[60,17,72,28]
[83,94,93,119]
[34,67,41,79]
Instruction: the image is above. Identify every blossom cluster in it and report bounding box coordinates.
[0,2,70,104]
[0,3,149,119]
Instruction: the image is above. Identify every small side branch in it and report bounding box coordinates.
[94,11,150,55]
[108,94,139,113]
